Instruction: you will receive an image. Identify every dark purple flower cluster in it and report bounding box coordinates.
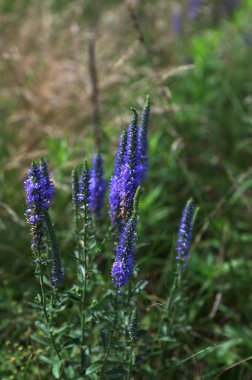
[40,158,55,207]
[219,0,240,16]
[76,156,106,217]
[109,128,127,227]
[110,98,150,292]
[117,109,139,223]
[187,0,239,22]
[172,6,183,35]
[111,188,140,293]
[24,159,55,250]
[109,97,150,229]
[25,159,64,287]
[188,0,202,19]
[176,198,195,265]
[89,153,107,217]
[51,263,64,286]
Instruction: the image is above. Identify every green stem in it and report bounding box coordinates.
[37,247,62,361]
[127,345,134,380]
[125,281,131,339]
[75,206,81,260]
[155,263,181,374]
[125,281,132,364]
[80,205,88,370]
[127,281,131,310]
[45,212,59,257]
[81,251,87,345]
[156,264,179,339]
[100,295,118,376]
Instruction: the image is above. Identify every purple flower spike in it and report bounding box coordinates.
[25,159,64,287]
[109,128,127,228]
[109,99,151,230]
[89,153,106,217]
[114,128,128,178]
[118,109,140,221]
[220,0,240,16]
[39,158,55,208]
[51,264,64,287]
[172,6,183,35]
[112,255,134,290]
[138,95,150,183]
[112,187,140,293]
[188,0,202,20]
[176,198,195,266]
[24,159,55,251]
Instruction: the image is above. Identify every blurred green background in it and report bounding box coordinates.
[1,0,252,378]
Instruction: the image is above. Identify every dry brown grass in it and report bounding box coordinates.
[0,1,192,174]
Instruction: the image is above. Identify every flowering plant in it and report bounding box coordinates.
[24,97,197,379]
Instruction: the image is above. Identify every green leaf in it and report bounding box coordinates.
[229,178,252,205]
[39,355,55,365]
[131,351,136,366]
[31,334,50,346]
[134,280,148,293]
[172,341,239,368]
[159,336,177,342]
[35,320,50,335]
[85,363,102,375]
[80,265,86,278]
[65,291,81,303]
[52,361,62,379]
[66,330,81,339]
[64,365,75,379]
[26,301,43,310]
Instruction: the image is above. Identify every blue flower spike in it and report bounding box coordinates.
[111,186,141,294]
[176,198,195,267]
[89,153,106,217]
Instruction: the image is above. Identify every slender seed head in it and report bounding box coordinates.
[129,306,139,345]
[77,160,91,211]
[45,212,64,287]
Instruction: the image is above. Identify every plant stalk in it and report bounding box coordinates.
[127,344,135,380]
[80,203,89,371]
[100,295,118,376]
[37,246,62,361]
